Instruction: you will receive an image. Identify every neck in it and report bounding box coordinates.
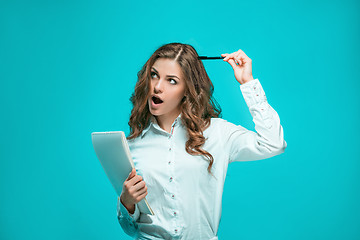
[155,112,181,134]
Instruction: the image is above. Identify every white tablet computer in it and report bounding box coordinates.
[91,131,154,215]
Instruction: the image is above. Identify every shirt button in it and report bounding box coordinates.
[169,147,172,151]
[173,211,177,216]
[171,194,175,199]
[168,161,171,164]
[169,177,173,182]
[175,229,178,233]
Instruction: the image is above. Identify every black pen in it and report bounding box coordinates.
[198,56,225,60]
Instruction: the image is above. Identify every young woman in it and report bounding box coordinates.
[116,42,287,240]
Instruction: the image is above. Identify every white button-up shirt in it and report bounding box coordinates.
[117,78,287,240]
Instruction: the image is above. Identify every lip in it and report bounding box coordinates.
[150,94,164,108]
[152,94,163,102]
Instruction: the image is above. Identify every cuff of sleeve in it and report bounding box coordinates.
[117,196,140,222]
[239,78,267,108]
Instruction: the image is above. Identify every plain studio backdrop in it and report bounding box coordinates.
[1,0,359,239]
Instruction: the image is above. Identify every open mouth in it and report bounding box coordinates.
[152,96,163,104]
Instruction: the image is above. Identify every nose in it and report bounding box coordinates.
[153,79,164,93]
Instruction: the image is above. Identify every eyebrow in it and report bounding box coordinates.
[151,67,180,80]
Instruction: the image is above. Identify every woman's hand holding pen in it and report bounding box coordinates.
[120,168,148,214]
[221,49,254,85]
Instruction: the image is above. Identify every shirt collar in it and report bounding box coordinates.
[141,113,182,138]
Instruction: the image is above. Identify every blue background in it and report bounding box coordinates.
[1,0,359,239]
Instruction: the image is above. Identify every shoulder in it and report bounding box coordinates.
[203,118,245,145]
[207,117,248,135]
[203,117,231,133]
[126,134,141,148]
[209,117,232,127]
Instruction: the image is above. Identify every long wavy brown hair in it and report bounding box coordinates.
[127,42,222,177]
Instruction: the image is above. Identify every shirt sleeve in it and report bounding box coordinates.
[221,78,287,163]
[116,196,140,237]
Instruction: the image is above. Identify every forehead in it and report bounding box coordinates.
[151,58,183,79]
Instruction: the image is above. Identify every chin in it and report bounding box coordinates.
[148,100,164,116]
[150,111,159,116]
[148,106,159,116]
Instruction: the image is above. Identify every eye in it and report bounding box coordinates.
[169,79,177,85]
[150,71,158,79]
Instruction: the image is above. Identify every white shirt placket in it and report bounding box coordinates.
[167,119,181,236]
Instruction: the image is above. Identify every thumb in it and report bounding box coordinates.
[127,168,136,180]
[227,58,238,71]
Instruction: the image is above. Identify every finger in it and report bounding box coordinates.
[223,52,237,61]
[237,51,252,64]
[235,52,244,66]
[133,180,146,192]
[126,168,136,180]
[128,174,143,186]
[238,53,249,66]
[134,184,147,197]
[237,49,250,58]
[224,53,234,61]
[233,54,240,65]
[227,58,238,70]
[135,190,148,201]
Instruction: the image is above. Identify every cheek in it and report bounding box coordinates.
[171,88,184,99]
[149,80,154,89]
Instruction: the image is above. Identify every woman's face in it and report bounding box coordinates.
[148,58,186,121]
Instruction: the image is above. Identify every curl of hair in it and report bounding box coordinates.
[127,42,222,178]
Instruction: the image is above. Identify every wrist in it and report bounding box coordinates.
[120,195,135,214]
[241,76,254,85]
